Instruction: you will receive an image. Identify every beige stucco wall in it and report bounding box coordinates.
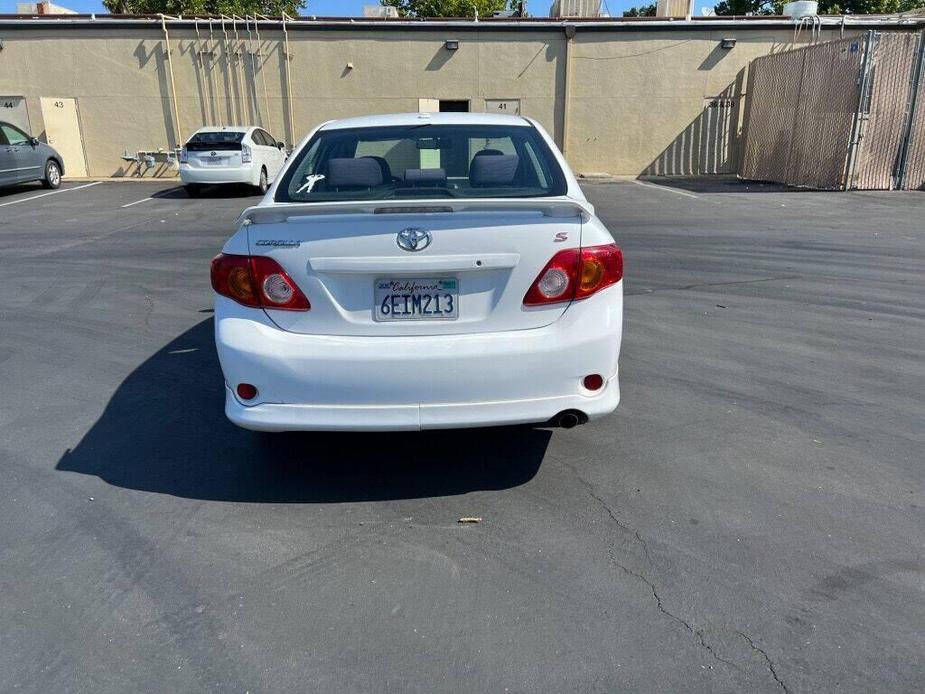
[0,22,875,177]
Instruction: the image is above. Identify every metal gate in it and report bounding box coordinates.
[897,37,925,190]
[741,31,925,190]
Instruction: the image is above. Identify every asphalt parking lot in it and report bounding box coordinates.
[1,177,923,693]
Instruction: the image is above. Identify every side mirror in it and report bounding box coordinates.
[29,137,39,146]
[277,141,285,150]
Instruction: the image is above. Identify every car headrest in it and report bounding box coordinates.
[469,149,511,181]
[326,157,384,189]
[469,154,520,187]
[404,168,447,187]
[361,156,393,182]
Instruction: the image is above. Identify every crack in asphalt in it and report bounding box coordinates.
[733,630,791,694]
[564,462,792,690]
[605,543,742,673]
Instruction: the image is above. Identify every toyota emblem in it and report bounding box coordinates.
[396,228,432,252]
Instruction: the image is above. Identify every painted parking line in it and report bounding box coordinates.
[121,196,154,208]
[633,179,699,199]
[0,181,103,208]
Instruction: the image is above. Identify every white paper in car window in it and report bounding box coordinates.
[419,148,440,170]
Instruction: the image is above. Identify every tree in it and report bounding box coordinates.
[712,0,776,14]
[379,0,511,17]
[102,0,304,15]
[818,0,921,11]
[713,0,921,13]
[622,3,657,15]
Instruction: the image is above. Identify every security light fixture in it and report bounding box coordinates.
[445,39,459,51]
[720,38,737,49]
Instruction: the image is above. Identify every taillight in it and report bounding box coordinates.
[574,244,623,299]
[210,254,310,311]
[241,143,252,163]
[524,249,580,305]
[523,243,623,306]
[179,146,188,164]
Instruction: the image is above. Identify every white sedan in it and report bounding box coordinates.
[179,126,287,196]
[211,112,623,432]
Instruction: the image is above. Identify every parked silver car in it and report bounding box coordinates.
[0,121,65,190]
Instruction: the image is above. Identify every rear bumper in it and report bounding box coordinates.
[179,165,255,185]
[225,380,618,432]
[215,285,622,432]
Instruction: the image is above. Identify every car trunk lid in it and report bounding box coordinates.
[185,141,243,169]
[243,199,589,336]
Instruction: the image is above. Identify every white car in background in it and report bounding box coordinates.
[179,126,287,196]
[211,112,623,432]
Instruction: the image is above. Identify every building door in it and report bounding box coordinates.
[39,97,88,178]
[418,99,440,113]
[0,96,32,133]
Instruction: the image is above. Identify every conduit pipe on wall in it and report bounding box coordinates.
[220,15,237,124]
[159,13,183,148]
[282,12,295,146]
[193,18,204,70]
[193,18,213,126]
[244,15,263,127]
[562,24,576,159]
[209,18,222,125]
[232,15,248,124]
[251,15,272,134]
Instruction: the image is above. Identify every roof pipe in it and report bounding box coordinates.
[208,17,222,125]
[231,15,249,123]
[281,12,295,147]
[220,14,240,123]
[562,24,576,160]
[159,13,183,149]
[251,14,272,132]
[244,15,262,127]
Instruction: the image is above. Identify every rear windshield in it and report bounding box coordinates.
[275,123,567,202]
[186,131,245,151]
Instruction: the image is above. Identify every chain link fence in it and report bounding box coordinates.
[740,31,925,190]
[897,38,925,190]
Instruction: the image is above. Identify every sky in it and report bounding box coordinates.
[2,0,715,17]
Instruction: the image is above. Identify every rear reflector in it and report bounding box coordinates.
[236,383,258,400]
[583,374,604,391]
[211,254,310,311]
[524,243,623,306]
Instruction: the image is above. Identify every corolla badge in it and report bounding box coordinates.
[396,228,432,252]
[255,239,300,247]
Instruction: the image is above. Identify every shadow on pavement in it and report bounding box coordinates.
[638,176,812,194]
[0,181,48,198]
[56,319,549,502]
[153,184,262,200]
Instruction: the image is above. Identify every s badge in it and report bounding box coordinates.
[554,232,569,243]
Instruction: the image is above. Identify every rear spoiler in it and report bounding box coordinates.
[237,197,594,225]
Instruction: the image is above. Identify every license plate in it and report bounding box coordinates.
[202,156,226,166]
[374,278,458,321]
